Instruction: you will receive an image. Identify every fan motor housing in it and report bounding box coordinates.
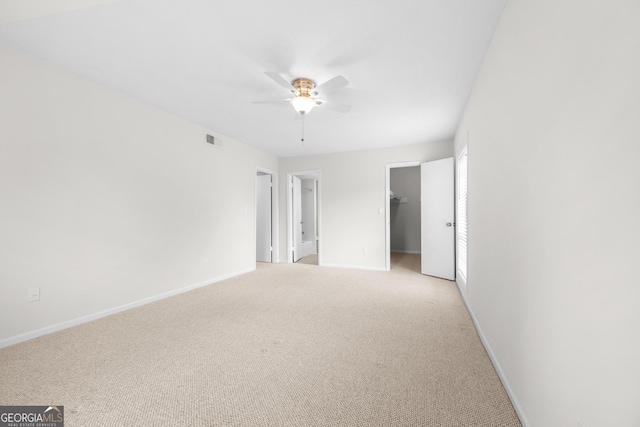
[292,78,316,97]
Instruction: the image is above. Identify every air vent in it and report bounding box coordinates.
[205,132,224,149]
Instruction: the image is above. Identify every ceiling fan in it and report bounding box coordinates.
[253,71,351,116]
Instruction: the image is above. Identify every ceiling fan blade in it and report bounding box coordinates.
[264,71,294,92]
[313,75,349,95]
[251,98,292,105]
[317,99,351,113]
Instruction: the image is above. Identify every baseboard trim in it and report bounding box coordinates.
[320,263,387,272]
[455,280,529,427]
[0,267,255,349]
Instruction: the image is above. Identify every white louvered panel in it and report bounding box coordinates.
[457,148,468,281]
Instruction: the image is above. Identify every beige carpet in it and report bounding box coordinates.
[0,254,522,426]
[296,253,318,265]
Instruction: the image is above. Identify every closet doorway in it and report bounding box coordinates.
[287,170,320,265]
[385,159,455,279]
[387,162,422,273]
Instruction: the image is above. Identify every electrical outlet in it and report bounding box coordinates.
[203,258,209,265]
[28,288,40,302]
[362,246,368,254]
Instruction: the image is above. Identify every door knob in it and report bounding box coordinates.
[446,222,453,227]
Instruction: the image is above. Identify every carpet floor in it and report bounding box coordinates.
[296,253,318,265]
[0,254,522,426]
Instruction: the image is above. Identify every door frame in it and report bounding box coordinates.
[385,161,422,271]
[287,169,321,264]
[255,167,278,263]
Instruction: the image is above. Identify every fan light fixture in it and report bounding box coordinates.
[291,78,317,115]
[291,95,316,115]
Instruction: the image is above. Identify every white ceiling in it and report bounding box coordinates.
[0,0,507,157]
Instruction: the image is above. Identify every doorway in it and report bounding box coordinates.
[386,161,421,272]
[385,159,455,279]
[389,165,421,273]
[287,170,320,265]
[256,168,278,263]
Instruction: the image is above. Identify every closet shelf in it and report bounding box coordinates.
[389,190,408,204]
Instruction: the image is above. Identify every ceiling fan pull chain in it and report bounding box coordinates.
[301,116,305,148]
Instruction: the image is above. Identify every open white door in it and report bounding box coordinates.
[421,158,455,280]
[292,176,303,262]
[256,174,272,262]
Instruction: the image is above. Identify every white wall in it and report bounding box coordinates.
[389,166,421,253]
[279,141,452,269]
[454,1,640,426]
[0,46,278,345]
